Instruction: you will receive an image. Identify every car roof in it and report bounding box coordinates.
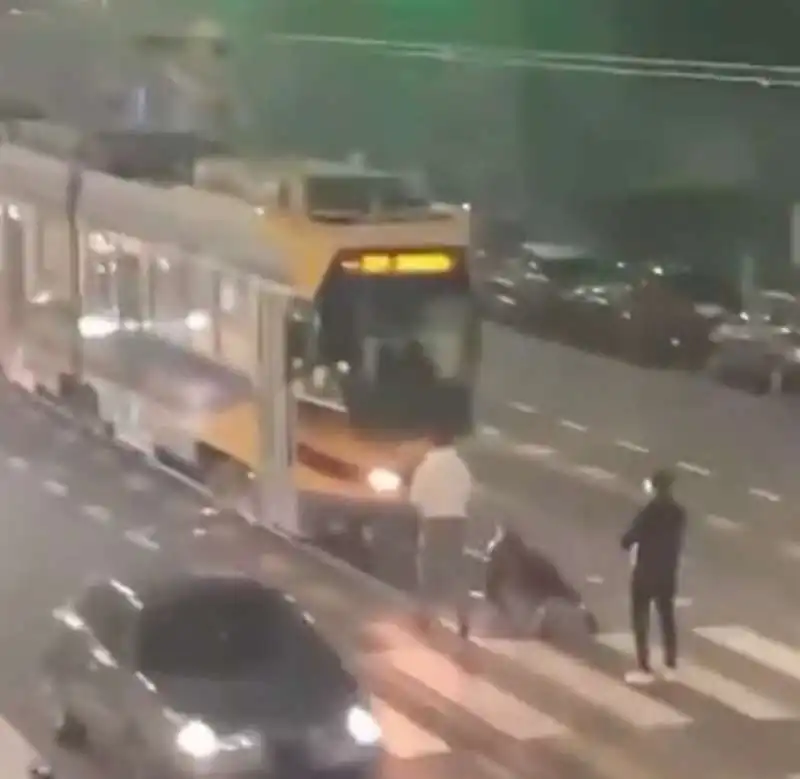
[99,569,284,612]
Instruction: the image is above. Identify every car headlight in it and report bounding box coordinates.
[308,705,382,767]
[367,468,401,494]
[346,706,382,746]
[176,721,219,760]
[175,721,261,762]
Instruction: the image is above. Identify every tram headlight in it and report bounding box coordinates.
[367,468,401,494]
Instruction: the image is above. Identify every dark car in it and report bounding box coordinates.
[478,242,626,337]
[41,572,382,779]
[614,264,742,369]
[707,289,800,394]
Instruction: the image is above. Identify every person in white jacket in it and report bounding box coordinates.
[409,428,473,636]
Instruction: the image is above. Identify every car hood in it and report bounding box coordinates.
[151,656,358,731]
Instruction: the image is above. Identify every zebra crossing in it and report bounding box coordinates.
[351,617,800,777]
[254,546,800,777]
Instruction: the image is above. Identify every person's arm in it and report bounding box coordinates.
[621,507,648,551]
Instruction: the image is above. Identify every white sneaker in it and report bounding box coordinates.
[661,667,678,682]
[624,669,655,686]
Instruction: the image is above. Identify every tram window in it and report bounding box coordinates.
[218,272,254,373]
[29,212,71,305]
[287,297,314,375]
[152,252,193,344]
[83,233,117,315]
[116,253,142,323]
[189,264,216,357]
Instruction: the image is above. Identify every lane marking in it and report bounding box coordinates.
[83,504,112,525]
[615,439,649,454]
[370,624,567,740]
[43,479,68,497]
[599,633,795,721]
[479,425,502,437]
[7,456,28,471]
[782,542,800,560]
[512,443,556,458]
[509,401,537,414]
[371,698,450,759]
[748,487,781,503]
[465,547,490,562]
[696,625,800,683]
[575,465,617,481]
[705,514,742,533]
[559,419,587,432]
[124,528,160,551]
[677,461,711,477]
[477,635,690,728]
[124,473,153,493]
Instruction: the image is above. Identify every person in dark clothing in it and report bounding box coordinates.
[621,468,687,685]
[486,527,598,636]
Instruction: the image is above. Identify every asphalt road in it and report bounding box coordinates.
[476,321,800,549]
[1,382,798,779]
[0,382,691,779]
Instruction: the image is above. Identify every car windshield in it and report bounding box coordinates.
[136,583,301,678]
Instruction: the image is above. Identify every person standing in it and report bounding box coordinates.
[621,468,687,685]
[409,428,473,637]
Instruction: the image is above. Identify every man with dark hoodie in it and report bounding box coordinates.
[621,468,687,686]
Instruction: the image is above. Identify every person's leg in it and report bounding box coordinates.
[655,588,678,673]
[626,581,655,685]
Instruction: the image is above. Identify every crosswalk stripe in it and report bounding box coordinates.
[0,717,39,775]
[599,632,796,721]
[371,624,567,740]
[696,625,800,683]
[476,636,690,728]
[371,698,451,759]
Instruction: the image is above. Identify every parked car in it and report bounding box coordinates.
[707,289,800,394]
[478,242,625,334]
[42,572,381,779]
[614,263,742,369]
[481,249,740,368]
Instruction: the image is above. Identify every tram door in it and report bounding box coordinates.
[1,207,26,339]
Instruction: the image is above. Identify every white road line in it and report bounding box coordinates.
[512,443,556,458]
[705,514,742,532]
[677,461,711,477]
[371,698,450,759]
[124,529,160,551]
[477,636,690,728]
[510,401,537,414]
[479,425,502,437]
[7,456,28,471]
[124,473,153,493]
[748,487,782,503]
[371,624,566,740]
[559,419,587,432]
[696,625,800,683]
[83,504,112,524]
[782,542,800,560]
[0,716,41,774]
[575,465,617,481]
[615,439,649,454]
[599,633,795,721]
[43,479,68,497]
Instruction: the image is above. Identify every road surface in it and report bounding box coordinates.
[0,382,797,778]
[477,321,800,540]
[0,382,689,779]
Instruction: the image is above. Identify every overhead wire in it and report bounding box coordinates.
[262,31,800,88]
